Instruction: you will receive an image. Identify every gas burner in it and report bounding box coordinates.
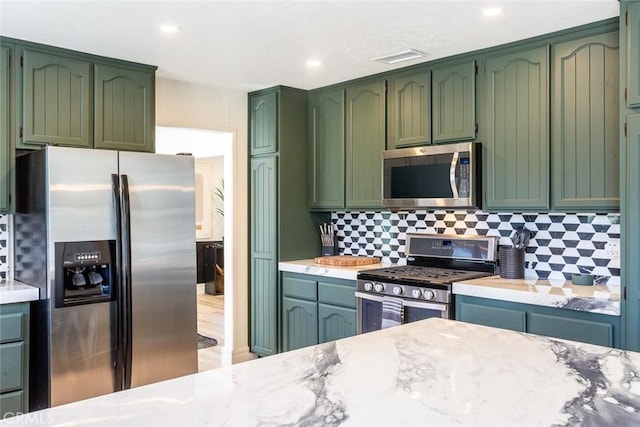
[359,265,493,285]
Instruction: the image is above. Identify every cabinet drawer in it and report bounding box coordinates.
[529,313,613,347]
[0,390,24,418]
[318,281,356,308]
[0,342,24,393]
[0,313,24,344]
[282,276,317,301]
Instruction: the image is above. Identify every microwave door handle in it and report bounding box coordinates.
[450,151,459,198]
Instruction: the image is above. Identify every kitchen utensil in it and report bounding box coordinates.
[499,246,524,279]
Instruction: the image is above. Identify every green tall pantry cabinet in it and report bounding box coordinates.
[249,86,322,357]
[484,46,549,210]
[621,1,639,351]
[0,43,11,213]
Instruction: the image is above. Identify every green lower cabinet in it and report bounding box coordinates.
[318,304,356,343]
[528,313,613,347]
[457,300,526,332]
[282,297,318,352]
[280,272,357,352]
[0,303,29,418]
[455,295,620,348]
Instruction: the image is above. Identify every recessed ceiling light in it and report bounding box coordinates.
[373,49,428,65]
[483,7,502,17]
[307,59,322,67]
[160,24,179,34]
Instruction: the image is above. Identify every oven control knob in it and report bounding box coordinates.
[423,290,436,300]
[392,286,403,296]
[412,289,422,299]
[374,283,385,293]
[363,282,373,291]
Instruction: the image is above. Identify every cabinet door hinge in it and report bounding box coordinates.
[475,123,479,134]
[626,10,629,26]
[19,126,23,138]
[20,56,23,67]
[624,286,627,301]
[626,87,628,102]
[475,64,479,75]
[8,54,10,68]
[625,122,628,137]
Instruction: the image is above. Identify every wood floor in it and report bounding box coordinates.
[197,293,225,372]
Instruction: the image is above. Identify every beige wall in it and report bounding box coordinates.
[156,77,252,364]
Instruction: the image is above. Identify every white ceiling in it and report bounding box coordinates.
[0,0,620,92]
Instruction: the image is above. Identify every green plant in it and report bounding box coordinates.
[214,178,224,216]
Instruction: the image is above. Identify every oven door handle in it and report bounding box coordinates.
[356,292,448,312]
[402,299,448,311]
[355,291,385,302]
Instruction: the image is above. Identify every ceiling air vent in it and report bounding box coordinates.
[373,49,428,65]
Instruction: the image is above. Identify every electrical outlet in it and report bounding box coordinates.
[605,242,620,258]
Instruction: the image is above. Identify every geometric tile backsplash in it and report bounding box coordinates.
[0,214,8,280]
[333,210,621,284]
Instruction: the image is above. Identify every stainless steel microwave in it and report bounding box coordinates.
[382,142,481,209]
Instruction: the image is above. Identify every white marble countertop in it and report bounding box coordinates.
[0,279,40,305]
[453,275,621,316]
[279,258,390,281]
[7,318,640,426]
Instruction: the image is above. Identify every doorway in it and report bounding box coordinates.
[156,126,233,371]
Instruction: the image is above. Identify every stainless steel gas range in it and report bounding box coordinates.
[356,233,499,334]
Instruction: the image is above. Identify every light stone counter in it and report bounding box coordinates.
[279,258,390,281]
[6,318,640,426]
[453,276,621,315]
[0,279,40,304]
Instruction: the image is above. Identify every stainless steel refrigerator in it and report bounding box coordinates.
[14,146,198,410]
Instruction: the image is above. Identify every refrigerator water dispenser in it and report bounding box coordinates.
[54,241,115,307]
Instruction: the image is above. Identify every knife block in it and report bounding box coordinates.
[499,246,525,279]
[321,238,339,256]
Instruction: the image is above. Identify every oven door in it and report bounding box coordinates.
[355,291,450,334]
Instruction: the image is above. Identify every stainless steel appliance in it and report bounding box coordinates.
[382,141,481,209]
[356,233,498,334]
[14,146,197,410]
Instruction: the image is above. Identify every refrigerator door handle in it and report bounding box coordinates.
[111,174,124,392]
[120,174,134,390]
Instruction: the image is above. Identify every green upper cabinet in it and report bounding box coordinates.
[552,32,620,211]
[345,80,385,209]
[484,46,550,211]
[387,69,431,149]
[308,87,345,209]
[628,1,640,107]
[0,45,10,213]
[432,61,476,143]
[94,63,154,152]
[21,49,92,148]
[250,155,279,357]
[250,91,277,155]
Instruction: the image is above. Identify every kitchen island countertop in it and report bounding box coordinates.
[453,275,621,316]
[6,318,640,426]
[0,279,40,304]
